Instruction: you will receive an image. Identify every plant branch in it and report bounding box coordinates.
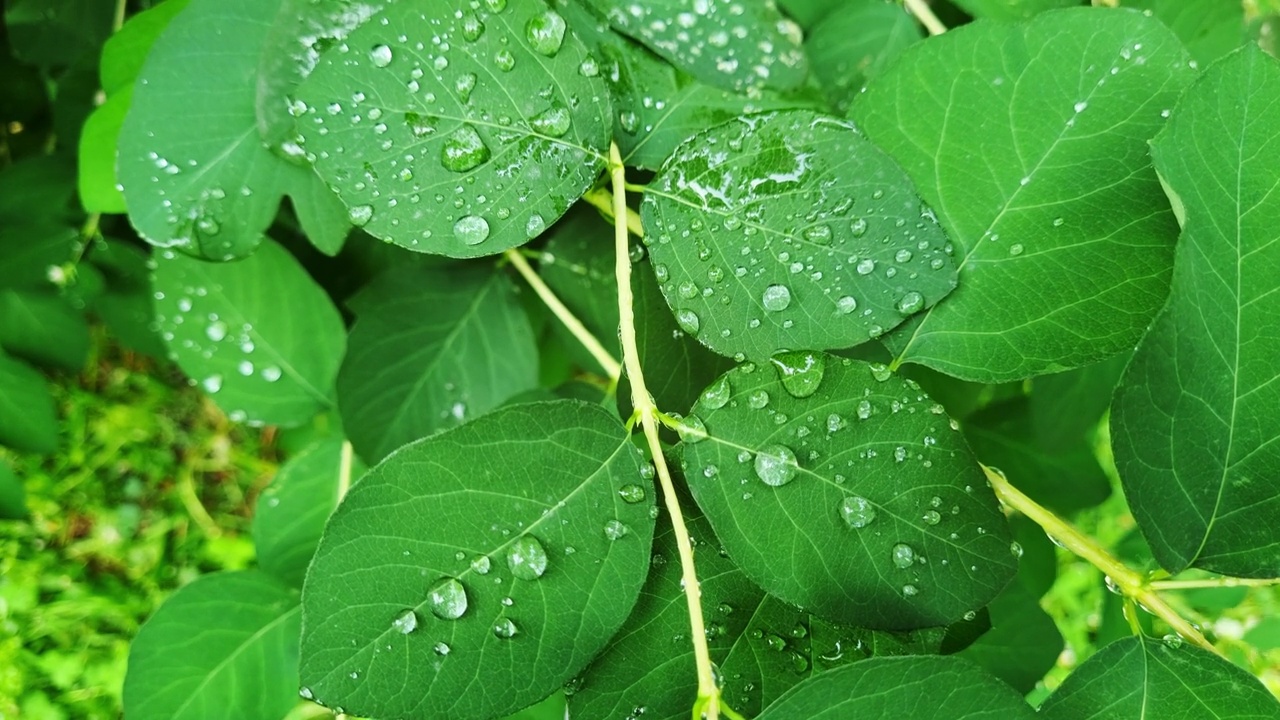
[903,0,947,36]
[608,143,725,719]
[504,248,623,382]
[584,186,645,239]
[983,465,1223,658]
[337,440,354,500]
[1150,577,1280,591]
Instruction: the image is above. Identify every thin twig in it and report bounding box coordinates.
[903,0,947,36]
[1150,577,1280,591]
[584,186,645,239]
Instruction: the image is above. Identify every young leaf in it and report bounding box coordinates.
[151,239,346,427]
[0,349,58,453]
[299,401,654,720]
[1112,46,1280,578]
[805,0,922,114]
[642,109,958,362]
[338,263,539,464]
[1038,636,1280,719]
[681,354,1017,629]
[123,571,301,720]
[755,655,1037,719]
[294,0,611,258]
[852,8,1196,382]
[118,0,351,260]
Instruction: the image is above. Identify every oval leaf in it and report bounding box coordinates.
[151,239,346,427]
[299,400,655,720]
[642,109,957,362]
[1112,46,1280,577]
[851,7,1196,382]
[294,0,611,258]
[681,354,1016,629]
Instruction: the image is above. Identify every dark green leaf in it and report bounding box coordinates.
[852,7,1195,382]
[3,0,113,68]
[123,571,301,720]
[0,290,90,371]
[806,0,922,114]
[0,460,26,520]
[957,582,1062,693]
[1112,46,1280,577]
[299,401,654,720]
[756,655,1037,719]
[90,238,166,357]
[1038,636,1280,719]
[682,354,1016,629]
[151,240,346,427]
[338,263,539,464]
[642,109,958,362]
[777,0,843,28]
[0,349,58,453]
[295,0,611,258]
[1127,0,1247,66]
[1010,515,1055,598]
[1028,353,1129,452]
[950,0,1078,21]
[538,209,622,374]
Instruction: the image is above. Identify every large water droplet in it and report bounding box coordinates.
[441,125,490,172]
[454,215,490,246]
[507,536,549,580]
[922,510,941,525]
[494,49,516,71]
[701,375,732,410]
[348,204,373,227]
[618,484,646,503]
[891,543,915,569]
[391,609,418,634]
[897,291,924,314]
[835,296,858,315]
[770,351,825,399]
[525,213,546,238]
[530,106,571,137]
[902,584,919,597]
[762,284,792,312]
[493,618,519,639]
[850,218,868,237]
[803,224,832,244]
[675,309,701,334]
[748,389,769,409]
[526,10,567,56]
[370,44,393,67]
[428,578,468,620]
[676,414,709,444]
[470,555,491,574]
[455,72,477,103]
[754,445,797,487]
[461,12,485,41]
[856,258,876,275]
[839,496,876,528]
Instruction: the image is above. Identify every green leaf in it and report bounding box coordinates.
[537,209,622,374]
[852,7,1196,382]
[1028,353,1129,452]
[957,582,1062,694]
[90,238,167,357]
[1112,46,1280,578]
[1126,0,1247,66]
[756,655,1037,719]
[777,0,843,28]
[950,0,1078,21]
[805,0,922,114]
[0,290,90,371]
[151,239,346,427]
[253,439,359,587]
[78,91,131,215]
[118,0,351,260]
[99,0,193,96]
[338,263,539,464]
[1038,636,1280,719]
[641,109,958,362]
[0,349,58,453]
[299,400,654,720]
[123,570,302,720]
[681,354,1016,629]
[582,0,808,93]
[294,0,612,258]
[0,460,26,520]
[3,0,113,68]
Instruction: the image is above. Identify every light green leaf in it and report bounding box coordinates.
[0,290,90,371]
[299,401,654,720]
[151,239,346,427]
[1112,46,1280,578]
[756,655,1037,719]
[582,0,808,93]
[1124,0,1247,66]
[253,439,360,587]
[951,0,1078,21]
[338,264,539,464]
[682,354,1016,629]
[1039,636,1280,719]
[123,570,301,720]
[294,0,611,258]
[777,0,843,28]
[852,7,1196,382]
[806,0,922,114]
[0,349,58,453]
[99,0,193,96]
[78,91,131,215]
[0,461,26,520]
[118,0,352,260]
[642,109,958,363]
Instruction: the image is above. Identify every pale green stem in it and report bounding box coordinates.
[1092,0,1120,6]
[504,248,623,382]
[337,440,354,500]
[584,186,645,239]
[983,466,1222,657]
[1150,577,1280,591]
[903,0,947,35]
[608,143,725,719]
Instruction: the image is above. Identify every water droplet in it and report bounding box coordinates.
[897,291,924,314]
[836,296,858,314]
[869,363,892,382]
[894,249,913,263]
[299,687,314,700]
[754,445,797,487]
[604,519,630,540]
[1010,541,1024,559]
[770,351,825,398]
[850,218,868,237]
[205,321,228,342]
[494,49,516,71]
[619,111,639,134]
[675,309,701,334]
[856,258,876,275]
[839,496,876,528]
[525,213,546,238]
[676,414,709,443]
[391,609,418,634]
[902,584,919,597]
[370,44,393,67]
[455,72,477,102]
[963,610,978,621]
[441,125,490,172]
[428,578,468,620]
[762,284,791,312]
[434,641,451,655]
[493,618,519,639]
[922,510,941,525]
[891,543,915,569]
[530,106,571,137]
[507,536,549,580]
[471,555,491,574]
[348,204,373,227]
[856,399,872,419]
[701,375,732,410]
[454,215,490,246]
[803,224,832,244]
[748,389,769,409]
[461,12,485,41]
[1161,633,1183,649]
[202,374,223,393]
[827,414,846,433]
[526,10,567,56]
[619,484,646,503]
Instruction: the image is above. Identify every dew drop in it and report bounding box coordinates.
[922,510,941,526]
[856,258,876,275]
[391,609,418,634]
[770,351,825,399]
[493,618,519,639]
[525,213,546,238]
[754,445,797,487]
[461,12,485,41]
[856,399,872,419]
[507,536,549,580]
[891,543,916,569]
[454,215,490,246]
[676,414,709,444]
[897,291,924,314]
[428,578,468,620]
[494,49,516,71]
[803,224,832,244]
[675,309,701,334]
[526,10,567,56]
[835,296,858,315]
[762,284,791,312]
[902,584,919,597]
[604,519,630,540]
[370,44,393,67]
[470,555,491,574]
[434,641,451,655]
[850,218,868,237]
[441,125,491,172]
[1008,243,1024,257]
[348,204,373,227]
[455,72,477,103]
[839,496,876,528]
[701,375,732,410]
[748,389,770,409]
[1010,541,1024,559]
[530,105,571,137]
[619,484,646,503]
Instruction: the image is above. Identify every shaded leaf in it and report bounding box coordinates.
[0,290,90,371]
[957,582,1062,694]
[0,461,26,520]
[0,350,58,453]
[1127,0,1247,66]
[951,0,1078,21]
[1028,353,1129,452]
[4,0,113,68]
[806,0,922,114]
[90,238,166,357]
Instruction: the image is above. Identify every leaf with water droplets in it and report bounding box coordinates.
[1112,46,1280,579]
[123,570,301,720]
[118,0,354,260]
[151,239,346,427]
[852,7,1196,382]
[294,0,611,258]
[804,0,922,114]
[642,109,957,363]
[1124,0,1248,66]
[1039,636,1280,719]
[299,401,654,720]
[337,263,538,464]
[0,349,57,453]
[681,355,1016,628]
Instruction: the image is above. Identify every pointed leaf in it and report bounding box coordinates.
[123,571,301,720]
[641,109,958,362]
[299,401,655,720]
[1112,46,1280,577]
[681,354,1016,629]
[338,264,539,464]
[852,8,1196,382]
[294,0,611,258]
[151,240,346,427]
[0,350,58,453]
[1039,636,1280,719]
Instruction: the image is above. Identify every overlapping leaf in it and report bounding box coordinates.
[1112,46,1280,577]
[642,110,957,362]
[681,354,1016,628]
[852,7,1196,382]
[299,401,654,720]
[294,0,611,258]
[951,0,1077,20]
[0,290,90,371]
[0,349,57,454]
[1126,0,1247,65]
[805,0,921,114]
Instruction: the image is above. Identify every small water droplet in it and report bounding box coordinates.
[770,351,825,398]
[839,496,876,528]
[922,510,941,525]
[1008,243,1024,257]
[675,309,701,334]
[762,284,791,312]
[754,445,797,487]
[471,555,491,574]
[850,218,868,237]
[604,519,630,540]
[701,375,732,410]
[348,204,373,227]
[1010,541,1024,559]
[897,291,924,314]
[493,618,518,639]
[461,12,485,41]
[455,72,477,102]
[428,578,468,620]
[891,543,916,569]
[803,224,832,244]
[494,49,516,71]
[676,414,709,443]
[454,215,490,245]
[748,389,769,409]
[856,258,876,275]
[619,484,646,503]
[835,296,858,314]
[507,536,549,580]
[530,105,571,137]
[434,641,451,655]
[370,44,393,67]
[869,363,892,382]
[391,609,418,634]
[1161,633,1183,649]
[902,584,919,597]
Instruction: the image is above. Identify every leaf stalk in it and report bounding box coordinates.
[902,0,948,36]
